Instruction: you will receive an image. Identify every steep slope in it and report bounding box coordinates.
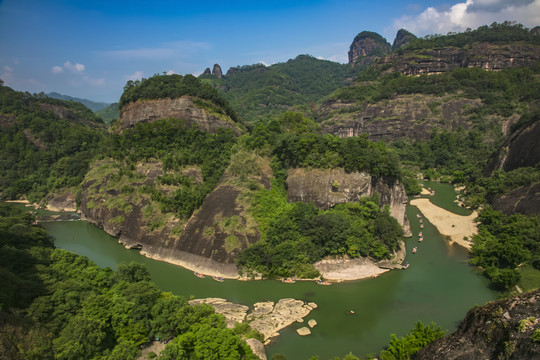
[348,31,392,67]
[0,84,106,201]
[46,91,111,112]
[118,73,245,134]
[415,289,540,360]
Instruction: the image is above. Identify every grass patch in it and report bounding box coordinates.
[109,215,125,224]
[519,264,540,291]
[224,235,241,253]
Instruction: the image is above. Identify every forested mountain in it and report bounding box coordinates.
[95,103,118,125]
[47,92,112,112]
[200,54,356,124]
[0,83,106,202]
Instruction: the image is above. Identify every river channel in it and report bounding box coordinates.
[41,181,495,359]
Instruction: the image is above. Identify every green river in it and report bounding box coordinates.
[41,181,496,359]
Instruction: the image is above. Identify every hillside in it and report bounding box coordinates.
[0,84,106,202]
[200,54,356,124]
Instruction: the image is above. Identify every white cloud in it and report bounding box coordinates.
[126,71,143,81]
[165,70,175,75]
[391,0,540,37]
[64,60,85,74]
[258,61,270,67]
[51,65,63,74]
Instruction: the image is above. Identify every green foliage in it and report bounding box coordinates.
[378,321,446,360]
[202,55,355,124]
[95,102,119,125]
[0,85,105,201]
[402,22,540,51]
[0,204,256,359]
[471,207,540,290]
[118,73,239,123]
[237,196,403,278]
[101,118,236,219]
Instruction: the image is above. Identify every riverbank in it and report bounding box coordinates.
[410,198,477,250]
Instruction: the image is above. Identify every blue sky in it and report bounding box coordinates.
[1,0,539,103]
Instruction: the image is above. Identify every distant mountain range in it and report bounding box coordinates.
[47,92,111,112]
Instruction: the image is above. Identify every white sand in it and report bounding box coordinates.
[410,198,477,250]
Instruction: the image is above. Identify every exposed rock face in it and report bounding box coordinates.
[297,327,311,336]
[45,190,77,212]
[189,298,316,343]
[286,168,410,236]
[22,129,47,149]
[485,117,540,174]
[415,289,540,360]
[203,67,211,75]
[392,29,416,50]
[380,42,540,76]
[493,183,540,216]
[37,103,104,129]
[188,298,249,328]
[212,64,223,78]
[530,26,540,37]
[245,338,266,360]
[320,95,481,142]
[119,96,242,135]
[348,31,392,67]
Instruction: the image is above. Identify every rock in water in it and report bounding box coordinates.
[308,319,317,328]
[297,327,311,336]
[188,298,249,328]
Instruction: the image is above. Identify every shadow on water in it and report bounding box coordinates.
[41,182,496,360]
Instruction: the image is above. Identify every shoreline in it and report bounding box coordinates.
[410,197,477,250]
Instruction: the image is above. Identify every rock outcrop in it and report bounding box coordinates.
[189,298,317,342]
[0,113,16,129]
[245,338,266,360]
[320,95,482,142]
[37,103,104,129]
[485,116,540,174]
[212,64,223,78]
[119,96,243,135]
[392,29,417,50]
[415,289,540,360]
[286,168,410,236]
[380,42,540,76]
[203,67,211,75]
[45,190,77,212]
[493,183,540,216]
[348,31,392,67]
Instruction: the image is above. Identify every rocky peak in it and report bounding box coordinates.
[392,28,417,50]
[348,31,392,67]
[212,64,223,78]
[203,67,211,75]
[531,26,540,36]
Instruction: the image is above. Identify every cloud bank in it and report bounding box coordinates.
[392,0,540,36]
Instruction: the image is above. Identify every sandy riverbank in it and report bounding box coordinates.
[410,198,477,250]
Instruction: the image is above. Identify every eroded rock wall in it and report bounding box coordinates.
[119,96,242,135]
[286,168,411,236]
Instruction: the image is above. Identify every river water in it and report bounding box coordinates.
[41,181,495,359]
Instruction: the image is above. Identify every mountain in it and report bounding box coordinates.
[95,102,118,125]
[47,92,112,112]
[348,31,392,67]
[199,54,356,124]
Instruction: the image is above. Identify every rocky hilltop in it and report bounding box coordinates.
[381,42,540,76]
[348,31,392,67]
[286,168,410,236]
[119,96,243,135]
[415,289,540,360]
[392,29,416,50]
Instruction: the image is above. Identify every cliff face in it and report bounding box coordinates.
[320,95,482,142]
[286,168,411,236]
[392,29,416,50]
[415,289,540,360]
[119,96,243,135]
[381,42,540,76]
[348,31,392,67]
[79,158,272,278]
[492,183,540,216]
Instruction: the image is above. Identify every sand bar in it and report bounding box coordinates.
[410,198,477,250]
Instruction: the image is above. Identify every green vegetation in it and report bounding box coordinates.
[201,55,355,124]
[95,102,119,125]
[402,22,540,51]
[0,84,105,202]
[471,207,540,290]
[119,73,239,123]
[0,203,257,360]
